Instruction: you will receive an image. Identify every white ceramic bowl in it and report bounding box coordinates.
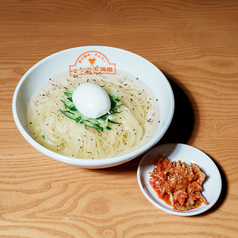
[12,46,174,168]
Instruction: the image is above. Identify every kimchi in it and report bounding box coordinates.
[149,154,209,211]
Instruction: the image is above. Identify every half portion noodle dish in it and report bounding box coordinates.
[149,154,209,211]
[27,72,158,159]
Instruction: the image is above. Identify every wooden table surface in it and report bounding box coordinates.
[1,0,238,237]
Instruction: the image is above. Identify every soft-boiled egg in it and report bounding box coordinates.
[72,83,111,118]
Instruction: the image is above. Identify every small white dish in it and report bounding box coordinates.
[137,143,222,216]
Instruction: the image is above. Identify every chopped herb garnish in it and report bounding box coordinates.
[42,135,45,139]
[60,87,122,133]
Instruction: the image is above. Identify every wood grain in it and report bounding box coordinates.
[1,0,238,237]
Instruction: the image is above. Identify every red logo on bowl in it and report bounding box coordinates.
[69,51,116,76]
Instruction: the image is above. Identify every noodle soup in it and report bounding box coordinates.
[27,72,159,159]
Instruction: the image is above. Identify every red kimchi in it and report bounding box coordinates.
[149,154,209,211]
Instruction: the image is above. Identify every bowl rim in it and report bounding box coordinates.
[12,46,175,168]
